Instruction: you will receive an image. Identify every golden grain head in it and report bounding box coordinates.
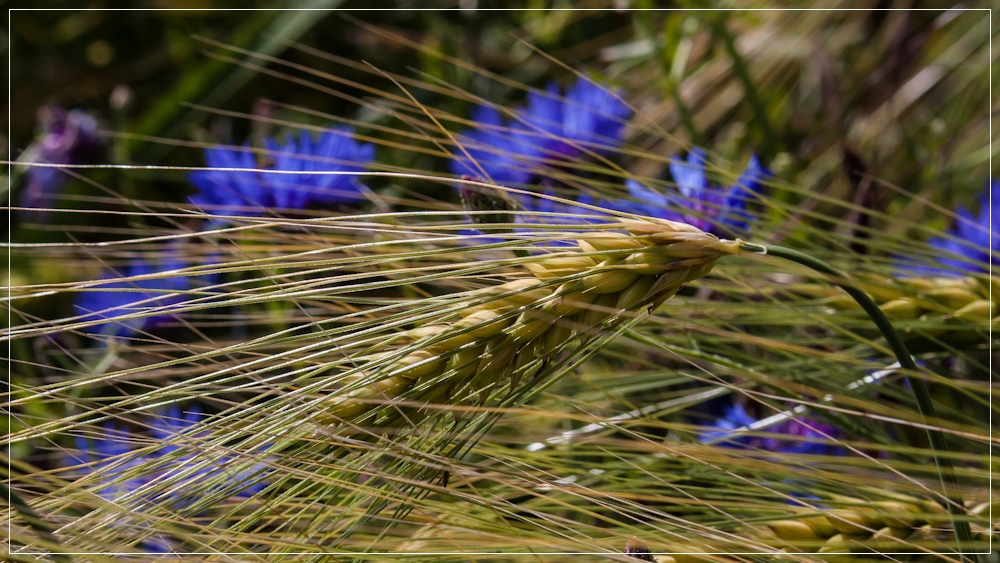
[315,219,729,428]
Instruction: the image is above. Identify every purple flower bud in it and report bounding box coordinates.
[20,106,103,217]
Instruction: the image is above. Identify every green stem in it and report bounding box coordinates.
[739,242,973,559]
[2,482,72,563]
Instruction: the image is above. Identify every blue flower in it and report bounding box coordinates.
[72,406,269,553]
[189,126,375,217]
[666,150,769,234]
[700,403,845,456]
[145,405,269,506]
[263,128,376,208]
[560,78,632,149]
[596,151,769,236]
[519,79,631,159]
[907,180,997,275]
[188,142,262,216]
[74,252,193,340]
[449,105,542,186]
[73,419,173,552]
[450,76,631,185]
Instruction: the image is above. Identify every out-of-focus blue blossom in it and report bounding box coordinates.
[73,419,173,552]
[601,150,769,236]
[519,79,631,158]
[145,405,269,506]
[449,106,540,186]
[904,180,997,275]
[188,142,261,217]
[189,126,375,217]
[71,406,269,553]
[74,252,193,340]
[700,403,845,456]
[450,76,631,185]
[262,128,375,208]
[20,106,103,215]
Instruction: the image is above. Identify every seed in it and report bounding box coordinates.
[542,284,595,316]
[393,350,445,380]
[479,279,550,309]
[870,526,912,542]
[799,515,838,538]
[615,276,655,312]
[540,319,575,356]
[524,256,598,279]
[768,519,819,541]
[655,241,728,259]
[870,501,918,528]
[580,262,641,294]
[435,309,509,350]
[624,250,675,274]
[578,292,619,329]
[926,287,979,309]
[578,233,644,253]
[819,532,867,553]
[322,374,412,422]
[879,298,922,320]
[954,299,995,323]
[510,340,543,386]
[408,324,449,339]
[505,311,553,343]
[620,218,704,236]
[826,510,871,535]
[472,340,516,387]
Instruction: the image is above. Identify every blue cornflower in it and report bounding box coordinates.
[700,403,845,456]
[516,79,631,159]
[73,420,173,552]
[74,252,193,340]
[189,126,375,217]
[72,406,269,552]
[596,151,769,236]
[450,76,631,185]
[145,405,269,507]
[559,78,632,150]
[907,180,997,275]
[19,106,103,217]
[449,105,540,186]
[74,421,147,501]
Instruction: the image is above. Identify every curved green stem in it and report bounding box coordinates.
[739,242,973,558]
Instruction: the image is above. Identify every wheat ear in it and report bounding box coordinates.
[632,494,985,562]
[313,218,740,427]
[796,274,996,332]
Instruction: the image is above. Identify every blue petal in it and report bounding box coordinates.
[74,254,193,339]
[669,149,708,199]
[561,78,631,149]
[449,76,631,186]
[902,179,997,274]
[450,105,538,186]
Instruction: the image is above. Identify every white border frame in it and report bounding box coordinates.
[4,5,993,558]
